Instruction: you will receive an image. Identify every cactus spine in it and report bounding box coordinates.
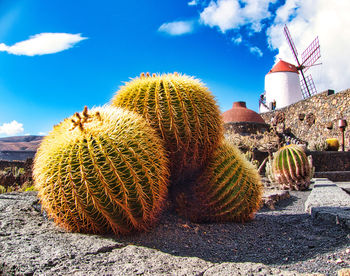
[272,144,312,190]
[33,106,169,235]
[176,141,263,223]
[111,73,223,180]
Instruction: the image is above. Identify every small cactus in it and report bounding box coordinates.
[271,144,312,190]
[308,137,328,151]
[111,73,223,182]
[176,141,263,223]
[34,106,169,235]
[0,185,6,194]
[326,138,339,151]
[243,150,259,169]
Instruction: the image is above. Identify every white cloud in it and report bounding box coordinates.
[200,0,276,33]
[38,132,46,136]
[274,0,300,23]
[0,33,87,56]
[158,20,195,36]
[200,0,242,33]
[242,0,276,31]
[0,121,24,136]
[232,34,242,45]
[159,0,275,57]
[249,46,263,57]
[267,0,350,93]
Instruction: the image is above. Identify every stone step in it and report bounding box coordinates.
[314,171,350,182]
[336,182,350,193]
[305,178,350,229]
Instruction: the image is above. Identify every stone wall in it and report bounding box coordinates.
[260,89,350,150]
[307,151,350,172]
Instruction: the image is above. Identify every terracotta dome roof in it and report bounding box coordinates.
[222,101,266,124]
[267,60,298,74]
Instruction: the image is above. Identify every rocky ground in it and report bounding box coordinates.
[0,190,349,276]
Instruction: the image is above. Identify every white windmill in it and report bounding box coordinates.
[259,25,321,113]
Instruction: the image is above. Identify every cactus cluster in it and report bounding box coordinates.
[34,72,263,236]
[111,72,223,181]
[269,144,312,190]
[34,106,169,235]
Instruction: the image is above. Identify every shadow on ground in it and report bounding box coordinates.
[115,193,350,266]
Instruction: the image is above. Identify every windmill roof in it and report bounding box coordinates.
[268,60,299,74]
[222,101,266,124]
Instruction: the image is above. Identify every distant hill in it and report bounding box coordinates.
[0,135,44,152]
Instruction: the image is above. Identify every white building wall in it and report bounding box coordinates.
[264,71,303,110]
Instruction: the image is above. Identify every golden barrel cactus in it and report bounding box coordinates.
[33,106,169,235]
[271,144,312,190]
[176,141,263,223]
[111,72,223,181]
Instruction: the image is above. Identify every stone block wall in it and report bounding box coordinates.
[260,89,350,150]
[307,151,350,172]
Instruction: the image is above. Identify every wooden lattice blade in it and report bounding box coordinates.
[301,36,321,72]
[283,25,300,65]
[300,74,318,99]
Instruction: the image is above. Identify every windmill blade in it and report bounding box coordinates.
[301,36,321,72]
[283,25,301,66]
[300,74,317,99]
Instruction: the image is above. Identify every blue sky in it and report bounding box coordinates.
[0,0,349,137]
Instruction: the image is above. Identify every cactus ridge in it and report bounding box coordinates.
[272,144,312,190]
[203,145,262,220]
[177,142,263,223]
[112,73,223,179]
[34,106,169,235]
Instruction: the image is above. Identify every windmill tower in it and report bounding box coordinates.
[259,25,321,113]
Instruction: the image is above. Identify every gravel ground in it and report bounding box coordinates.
[114,189,350,276]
